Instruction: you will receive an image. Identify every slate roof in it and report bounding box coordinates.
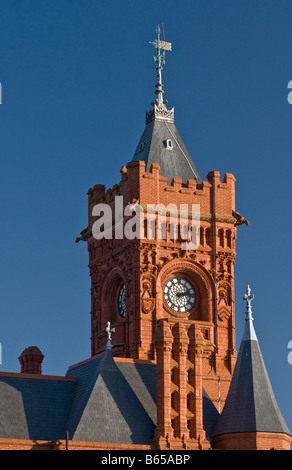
[0,374,76,441]
[132,112,202,186]
[212,291,291,438]
[0,342,219,444]
[65,343,156,444]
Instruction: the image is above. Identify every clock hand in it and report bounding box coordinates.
[176,290,194,298]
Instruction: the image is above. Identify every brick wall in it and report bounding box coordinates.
[0,438,151,451]
[212,432,291,450]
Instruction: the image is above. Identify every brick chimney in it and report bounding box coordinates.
[18,346,44,375]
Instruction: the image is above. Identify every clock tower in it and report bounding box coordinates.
[77,26,248,449]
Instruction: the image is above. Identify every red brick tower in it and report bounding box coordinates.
[77,26,249,450]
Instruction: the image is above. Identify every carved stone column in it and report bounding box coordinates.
[172,322,189,439]
[188,324,209,448]
[153,320,174,448]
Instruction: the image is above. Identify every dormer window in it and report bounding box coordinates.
[139,142,145,152]
[164,139,173,150]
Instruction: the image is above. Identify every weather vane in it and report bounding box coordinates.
[149,25,172,104]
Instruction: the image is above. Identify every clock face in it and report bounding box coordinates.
[163,277,196,313]
[118,284,126,318]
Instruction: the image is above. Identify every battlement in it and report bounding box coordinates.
[87,160,236,222]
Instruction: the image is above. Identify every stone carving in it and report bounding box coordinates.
[146,100,174,124]
[141,275,156,314]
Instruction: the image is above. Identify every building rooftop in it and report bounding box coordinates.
[0,330,219,444]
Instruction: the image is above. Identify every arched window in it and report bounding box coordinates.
[205,228,212,247]
[226,229,232,248]
[164,139,173,150]
[171,393,175,408]
[187,394,191,409]
[200,227,204,246]
[218,228,224,247]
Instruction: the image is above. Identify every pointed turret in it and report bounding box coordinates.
[211,286,291,450]
[132,25,202,186]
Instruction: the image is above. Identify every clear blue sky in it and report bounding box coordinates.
[1,0,292,433]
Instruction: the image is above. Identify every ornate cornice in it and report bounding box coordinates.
[146,100,174,124]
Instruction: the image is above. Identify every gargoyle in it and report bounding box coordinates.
[232,211,250,227]
[75,227,92,243]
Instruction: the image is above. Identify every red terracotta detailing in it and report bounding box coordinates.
[18,346,44,375]
[87,161,237,411]
[212,432,292,450]
[152,319,212,450]
[0,438,151,451]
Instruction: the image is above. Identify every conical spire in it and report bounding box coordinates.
[132,25,202,186]
[212,285,290,439]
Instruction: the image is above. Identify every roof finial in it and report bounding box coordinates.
[104,321,115,349]
[146,26,174,124]
[150,24,172,104]
[243,285,254,321]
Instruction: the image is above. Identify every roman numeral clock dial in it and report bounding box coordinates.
[163,277,196,313]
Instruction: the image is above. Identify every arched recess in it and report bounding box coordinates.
[100,266,128,327]
[156,259,214,322]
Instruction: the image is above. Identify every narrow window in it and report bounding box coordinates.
[218,228,224,247]
[187,394,191,409]
[226,229,232,248]
[206,228,212,247]
[171,393,174,408]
